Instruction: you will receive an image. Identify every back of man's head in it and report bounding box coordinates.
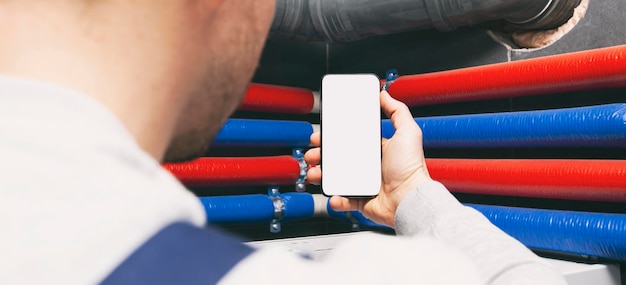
[0,0,276,162]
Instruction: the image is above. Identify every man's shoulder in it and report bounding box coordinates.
[0,140,207,284]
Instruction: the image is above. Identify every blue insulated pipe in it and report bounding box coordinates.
[212,118,313,148]
[332,202,626,261]
[200,192,389,228]
[199,193,315,224]
[198,193,626,261]
[326,203,391,230]
[469,204,626,262]
[211,104,626,149]
[383,103,626,148]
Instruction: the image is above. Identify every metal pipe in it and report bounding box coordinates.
[271,0,580,42]
[385,44,626,107]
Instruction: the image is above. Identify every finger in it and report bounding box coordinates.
[304,147,320,165]
[329,196,367,212]
[310,132,320,147]
[380,91,419,133]
[306,166,321,185]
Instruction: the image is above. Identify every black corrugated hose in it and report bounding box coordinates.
[270,0,581,42]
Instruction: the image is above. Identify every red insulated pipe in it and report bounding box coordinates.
[387,44,626,106]
[240,83,315,114]
[427,159,626,202]
[163,156,301,187]
[165,156,626,201]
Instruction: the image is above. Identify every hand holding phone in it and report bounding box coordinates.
[306,89,431,227]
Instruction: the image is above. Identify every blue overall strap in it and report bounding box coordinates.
[101,222,254,285]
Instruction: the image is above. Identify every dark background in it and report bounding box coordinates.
[198,0,626,275]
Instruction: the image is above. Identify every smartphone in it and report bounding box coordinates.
[320,74,382,197]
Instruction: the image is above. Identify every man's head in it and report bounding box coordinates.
[163,1,277,162]
[0,0,275,162]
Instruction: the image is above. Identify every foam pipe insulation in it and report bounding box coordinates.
[212,104,626,148]
[240,45,626,113]
[385,44,626,106]
[211,118,313,148]
[329,202,626,262]
[325,203,392,229]
[428,159,626,202]
[271,0,581,42]
[200,193,315,224]
[241,83,318,114]
[468,204,626,262]
[163,156,302,187]
[383,103,626,148]
[197,193,626,261]
[167,157,626,202]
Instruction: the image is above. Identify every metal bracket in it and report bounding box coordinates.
[268,186,285,233]
[381,68,399,91]
[293,148,308,192]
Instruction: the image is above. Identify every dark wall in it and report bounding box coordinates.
[218,1,626,254]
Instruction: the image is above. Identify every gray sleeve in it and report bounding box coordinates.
[395,180,567,285]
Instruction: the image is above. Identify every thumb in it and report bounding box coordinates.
[380,91,418,133]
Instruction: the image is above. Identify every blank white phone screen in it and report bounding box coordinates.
[321,74,381,197]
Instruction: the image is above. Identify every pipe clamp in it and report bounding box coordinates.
[293,148,308,192]
[269,187,285,233]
